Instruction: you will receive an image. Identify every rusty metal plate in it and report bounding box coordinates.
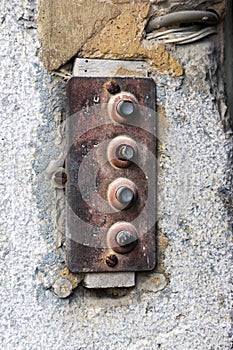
[66,77,157,272]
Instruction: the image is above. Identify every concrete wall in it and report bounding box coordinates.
[1,0,232,349]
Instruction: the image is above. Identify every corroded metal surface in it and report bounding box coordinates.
[66,77,157,272]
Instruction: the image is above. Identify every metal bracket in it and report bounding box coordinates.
[66,58,157,287]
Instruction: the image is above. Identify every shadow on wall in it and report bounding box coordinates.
[225,0,233,125]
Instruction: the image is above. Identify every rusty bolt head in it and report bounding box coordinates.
[53,278,73,298]
[116,230,135,247]
[105,80,121,95]
[52,169,68,188]
[106,254,118,267]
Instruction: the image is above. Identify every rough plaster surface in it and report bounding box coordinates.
[0,0,232,349]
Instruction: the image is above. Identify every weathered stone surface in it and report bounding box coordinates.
[79,2,149,60]
[37,0,120,70]
[80,2,183,76]
[37,0,183,76]
[37,0,224,74]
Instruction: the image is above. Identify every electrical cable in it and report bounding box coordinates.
[145,10,219,45]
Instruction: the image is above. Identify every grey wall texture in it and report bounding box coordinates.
[0,0,232,349]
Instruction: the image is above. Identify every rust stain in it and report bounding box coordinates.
[60,267,82,289]
[114,67,144,76]
[150,275,164,286]
[157,104,168,145]
[105,80,121,94]
[80,2,183,77]
[156,230,169,274]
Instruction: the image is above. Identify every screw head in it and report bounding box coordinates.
[116,230,136,247]
[106,254,118,267]
[116,100,135,118]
